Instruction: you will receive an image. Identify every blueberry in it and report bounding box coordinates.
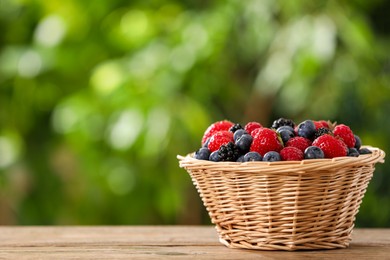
[359,148,372,155]
[203,138,210,148]
[297,120,316,140]
[278,129,294,144]
[236,155,245,162]
[243,152,262,162]
[348,148,359,157]
[263,151,281,162]
[354,135,361,150]
[235,134,253,153]
[209,151,220,162]
[195,147,211,160]
[304,146,324,159]
[234,129,248,142]
[276,125,295,134]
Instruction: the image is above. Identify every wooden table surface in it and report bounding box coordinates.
[0,226,389,259]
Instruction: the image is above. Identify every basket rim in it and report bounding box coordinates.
[177,146,385,173]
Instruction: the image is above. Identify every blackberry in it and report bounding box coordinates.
[314,128,333,139]
[217,142,240,161]
[229,123,243,133]
[271,118,295,129]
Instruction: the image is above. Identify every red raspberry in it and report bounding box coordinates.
[280,146,304,161]
[314,120,330,129]
[312,134,348,158]
[202,120,234,145]
[250,127,263,138]
[208,131,234,152]
[286,137,312,152]
[333,124,355,148]
[244,122,263,136]
[250,128,283,156]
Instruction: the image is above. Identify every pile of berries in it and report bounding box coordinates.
[194,118,372,162]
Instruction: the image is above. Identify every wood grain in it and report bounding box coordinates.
[0,226,389,259]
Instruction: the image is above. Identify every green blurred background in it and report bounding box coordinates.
[0,0,389,226]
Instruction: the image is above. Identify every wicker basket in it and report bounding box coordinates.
[177,146,385,251]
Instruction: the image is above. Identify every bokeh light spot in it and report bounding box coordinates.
[18,50,42,78]
[34,14,67,47]
[108,109,143,150]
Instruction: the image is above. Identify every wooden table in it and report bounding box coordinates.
[0,226,389,259]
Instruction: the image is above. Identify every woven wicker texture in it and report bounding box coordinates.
[178,147,385,251]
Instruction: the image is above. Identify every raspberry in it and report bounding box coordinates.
[280,146,304,161]
[250,127,263,137]
[314,120,330,129]
[250,128,283,156]
[286,137,311,152]
[202,120,234,145]
[333,124,355,148]
[208,131,234,152]
[244,122,263,135]
[312,134,348,158]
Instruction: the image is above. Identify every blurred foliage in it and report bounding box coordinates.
[0,0,389,226]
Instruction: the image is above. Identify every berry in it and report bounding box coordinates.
[314,127,333,139]
[250,127,263,138]
[229,123,243,133]
[276,125,295,134]
[286,137,311,152]
[279,129,295,144]
[333,124,355,148]
[314,120,330,129]
[217,142,240,162]
[235,134,253,153]
[202,138,210,148]
[297,120,316,140]
[243,152,262,162]
[359,148,372,155]
[271,118,295,129]
[209,151,219,162]
[280,147,304,161]
[263,151,281,162]
[348,148,359,157]
[237,155,245,162]
[244,122,263,135]
[233,129,248,142]
[354,135,362,150]
[208,131,234,152]
[312,134,348,158]
[195,147,211,160]
[304,146,324,159]
[202,120,234,145]
[250,128,283,156]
